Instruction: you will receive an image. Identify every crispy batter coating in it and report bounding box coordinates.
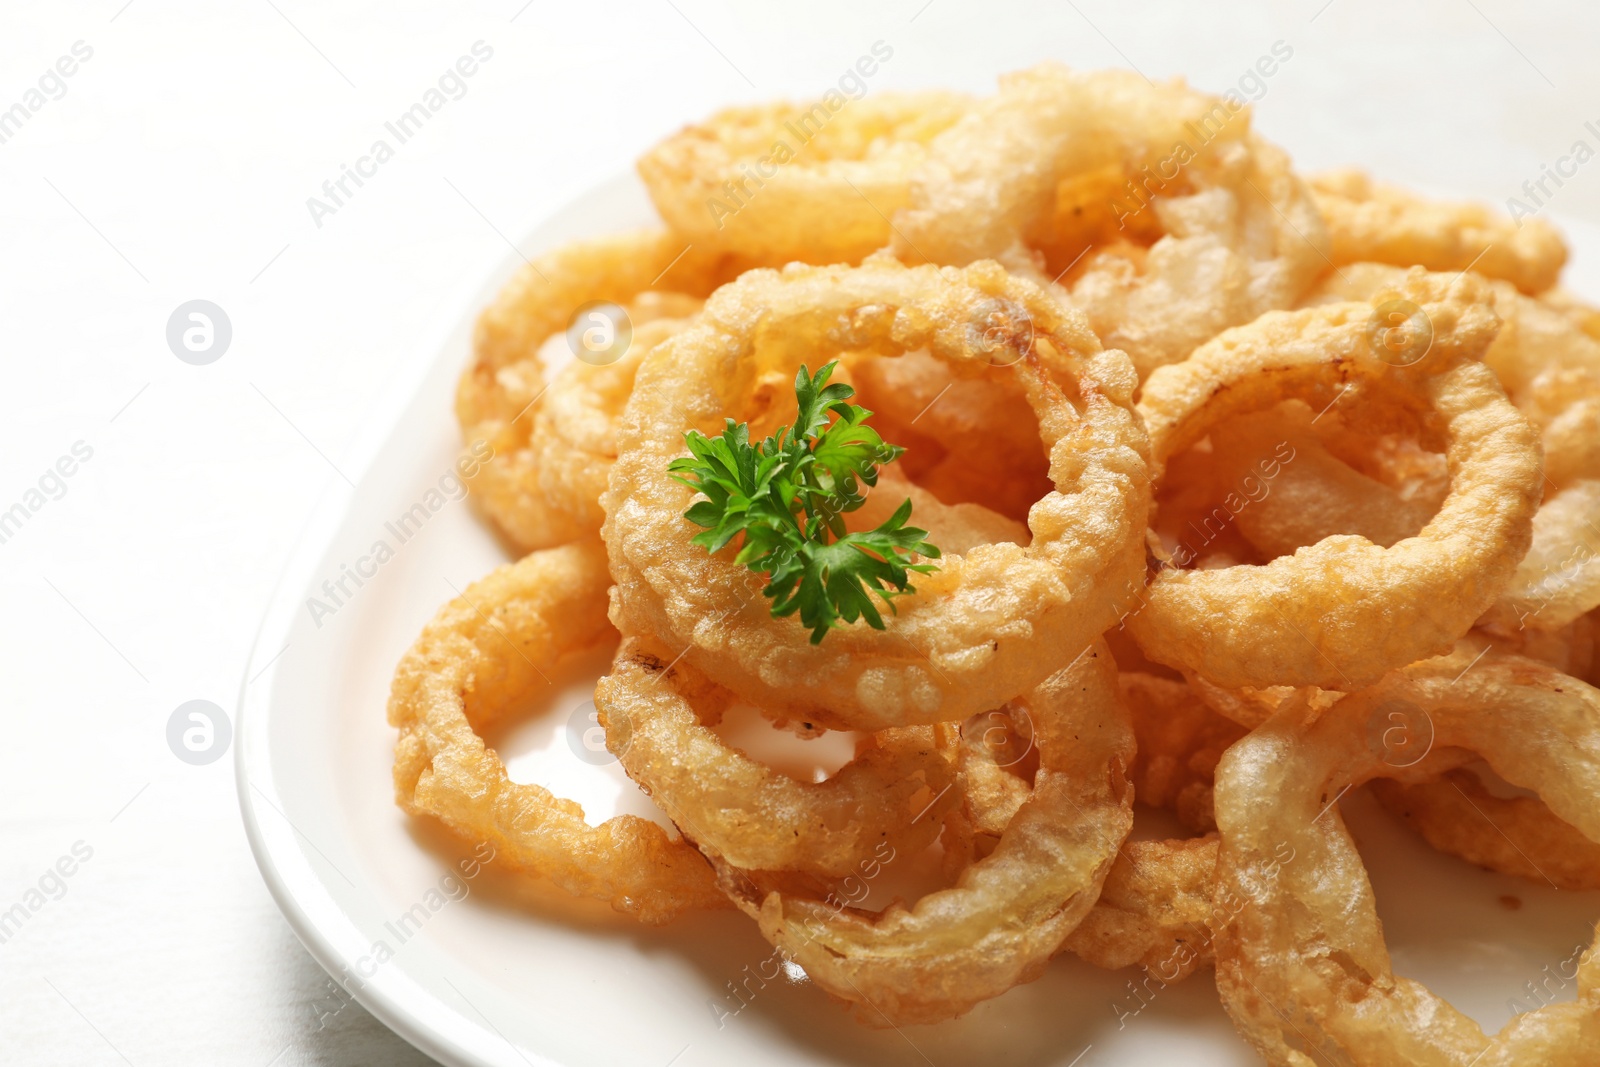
[1063,836,1218,979]
[713,642,1134,1026]
[604,255,1149,730]
[457,231,747,551]
[512,301,701,538]
[1121,672,1248,834]
[1372,769,1600,891]
[1062,674,1244,979]
[1310,169,1567,295]
[892,64,1328,376]
[1213,643,1600,1065]
[594,638,958,877]
[1481,479,1600,631]
[1129,270,1541,689]
[1306,263,1600,630]
[638,91,970,265]
[388,542,725,923]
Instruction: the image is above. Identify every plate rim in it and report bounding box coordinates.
[233,171,1600,1067]
[234,172,653,1067]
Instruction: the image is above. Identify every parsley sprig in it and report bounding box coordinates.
[669,361,941,644]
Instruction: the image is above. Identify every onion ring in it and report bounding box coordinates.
[1127,270,1542,689]
[604,255,1149,730]
[457,230,744,551]
[891,63,1328,377]
[1309,168,1568,294]
[1303,264,1600,630]
[1064,672,1244,979]
[512,303,702,541]
[1063,836,1219,981]
[638,90,970,265]
[1121,671,1248,834]
[711,640,1134,1026]
[1371,768,1600,891]
[388,541,724,923]
[953,699,1037,840]
[1367,619,1600,890]
[1212,643,1600,1066]
[1482,479,1600,631]
[1063,672,1242,982]
[1543,288,1600,343]
[1185,620,1600,890]
[593,637,957,878]
[1305,261,1600,479]
[1482,611,1599,678]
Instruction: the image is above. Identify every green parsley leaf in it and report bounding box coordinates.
[670,361,941,644]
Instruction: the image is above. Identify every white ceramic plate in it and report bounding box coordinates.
[238,172,1600,1067]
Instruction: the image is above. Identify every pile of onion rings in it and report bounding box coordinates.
[383,62,1600,1056]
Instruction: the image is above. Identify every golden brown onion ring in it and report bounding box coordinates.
[712,640,1134,1026]
[638,90,970,265]
[1481,479,1600,632]
[1302,264,1600,630]
[1371,768,1600,892]
[891,63,1328,377]
[1063,836,1218,982]
[604,255,1149,730]
[1213,644,1600,1066]
[1543,287,1600,342]
[512,303,701,541]
[1127,270,1541,689]
[1309,168,1567,295]
[457,231,746,552]
[1186,620,1600,890]
[388,542,724,924]
[1305,261,1600,482]
[1121,671,1248,835]
[594,638,957,878]
[1064,673,1244,979]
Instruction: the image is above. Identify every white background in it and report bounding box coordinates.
[3,1,1598,1064]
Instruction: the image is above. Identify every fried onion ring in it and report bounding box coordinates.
[1303,264,1600,630]
[638,91,970,265]
[1121,671,1248,834]
[1127,270,1542,689]
[1061,672,1241,982]
[1371,768,1600,892]
[891,63,1328,377]
[512,303,702,540]
[712,640,1134,1025]
[593,638,957,878]
[1213,643,1600,1066]
[1482,479,1600,631]
[604,255,1149,730]
[457,230,743,551]
[388,541,724,923]
[1063,836,1219,981]
[1309,168,1567,294]
[1305,261,1600,483]
[1543,288,1600,342]
[1063,672,1244,979]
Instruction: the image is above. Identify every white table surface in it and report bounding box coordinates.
[4,2,1599,1064]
